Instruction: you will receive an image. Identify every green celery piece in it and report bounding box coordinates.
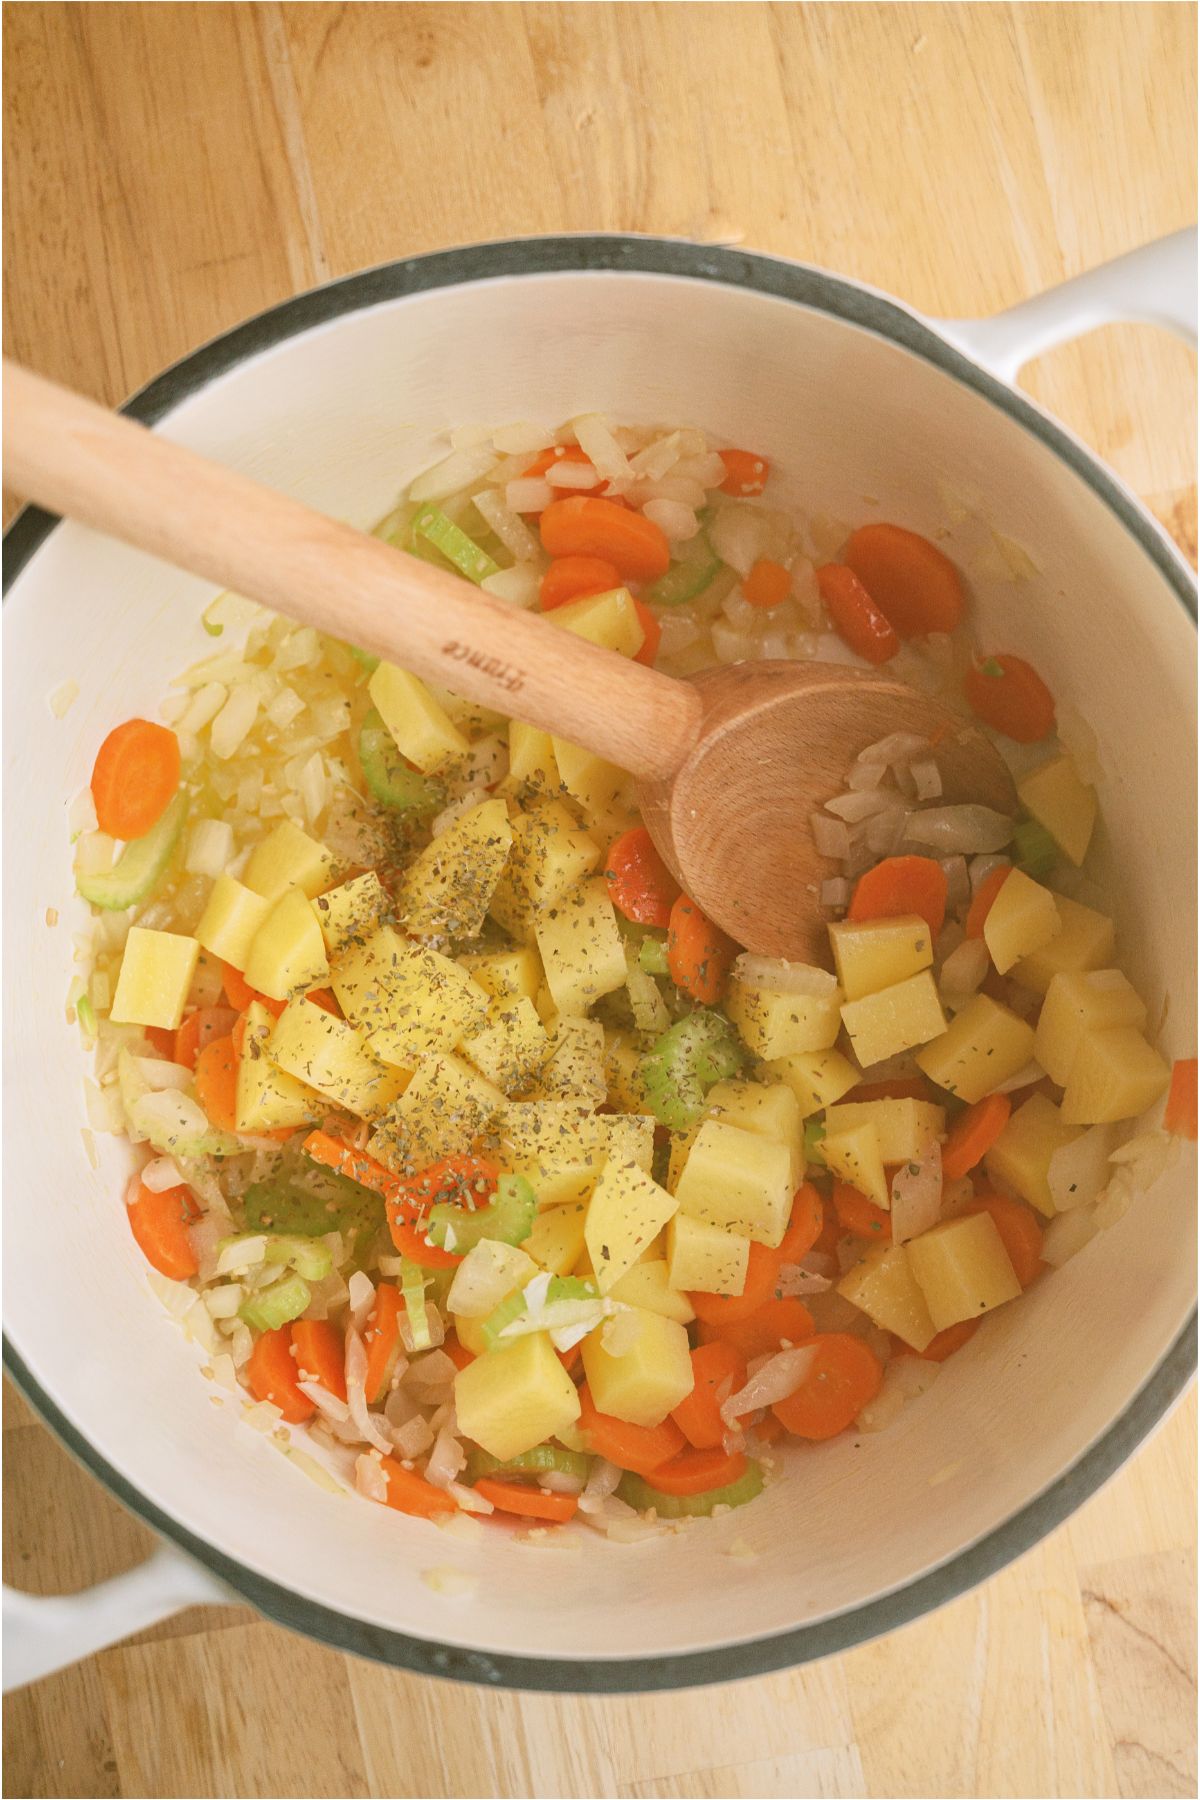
[426,1173,536,1254]
[644,530,721,607]
[617,1461,764,1519]
[480,1289,528,1351]
[239,1273,311,1334]
[411,504,500,586]
[465,1443,592,1484]
[546,1275,597,1304]
[638,1008,746,1129]
[401,1257,432,1351]
[803,1118,827,1169]
[1012,816,1058,881]
[263,1235,333,1282]
[76,994,97,1038]
[242,1155,386,1239]
[358,709,443,814]
[346,644,381,673]
[76,792,187,911]
[637,935,670,976]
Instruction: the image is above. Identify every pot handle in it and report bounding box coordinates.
[941,226,1198,381]
[2,1545,233,1692]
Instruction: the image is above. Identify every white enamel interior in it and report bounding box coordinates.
[4,268,1195,1666]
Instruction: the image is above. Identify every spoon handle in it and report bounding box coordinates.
[2,359,702,781]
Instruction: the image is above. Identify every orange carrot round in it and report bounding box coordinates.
[916,1318,980,1362]
[577,1385,685,1475]
[964,1192,1043,1287]
[667,895,736,1004]
[744,558,791,610]
[539,496,670,581]
[843,523,964,636]
[603,826,681,928]
[473,1478,579,1523]
[540,554,622,611]
[816,563,900,664]
[964,654,1056,743]
[247,1326,315,1423]
[965,866,1011,939]
[697,1297,814,1363]
[941,1093,1012,1180]
[848,855,948,939]
[771,1333,883,1440]
[291,1319,347,1402]
[364,1284,403,1402]
[643,1446,748,1497]
[833,1180,893,1243]
[632,598,662,666]
[1163,1057,1197,1140]
[380,1455,457,1519]
[90,718,181,841]
[173,1005,238,1071]
[717,448,770,496]
[671,1341,746,1449]
[193,1035,239,1133]
[127,1179,198,1280]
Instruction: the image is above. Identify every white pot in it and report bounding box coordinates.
[3,233,1196,1693]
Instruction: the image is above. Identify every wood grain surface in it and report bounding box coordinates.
[3,5,1195,1797]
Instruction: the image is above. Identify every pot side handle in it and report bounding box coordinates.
[2,1545,233,1692]
[940,226,1198,382]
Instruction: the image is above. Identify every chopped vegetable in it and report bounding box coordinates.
[965,866,1011,939]
[964,654,1056,743]
[411,503,500,585]
[690,1184,823,1326]
[604,827,681,928]
[717,448,769,497]
[816,563,900,664]
[632,598,661,666]
[127,1179,199,1280]
[91,717,181,842]
[540,496,670,582]
[638,1007,745,1129]
[848,855,948,940]
[771,1332,883,1439]
[914,1318,980,1362]
[644,530,721,606]
[540,555,622,611]
[401,1256,433,1351]
[173,1005,238,1072]
[671,1341,746,1449]
[1012,816,1058,880]
[941,1093,1012,1180]
[358,709,443,814]
[193,1035,239,1133]
[246,1325,314,1423]
[696,1297,814,1363]
[76,791,187,910]
[833,1179,892,1242]
[242,1151,386,1240]
[617,1459,763,1516]
[963,1193,1043,1287]
[238,1271,312,1334]
[473,1477,579,1522]
[637,934,671,976]
[427,1172,535,1254]
[667,895,737,1004]
[465,1443,591,1484]
[743,558,791,610]
[1164,1058,1198,1140]
[379,1455,457,1519]
[843,523,964,636]
[291,1318,347,1400]
[576,1384,686,1476]
[364,1284,403,1402]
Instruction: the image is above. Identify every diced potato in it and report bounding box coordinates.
[486,863,539,946]
[193,875,271,971]
[584,1159,678,1293]
[604,1030,647,1113]
[311,871,389,959]
[984,1092,1080,1218]
[369,1052,505,1172]
[395,797,513,939]
[983,868,1062,974]
[236,1000,324,1134]
[666,1126,699,1194]
[368,662,468,773]
[510,799,601,907]
[841,970,947,1068]
[765,1048,860,1117]
[823,1098,945,1165]
[705,1078,804,1162]
[916,993,1035,1103]
[609,1256,697,1322]
[454,1332,581,1461]
[332,927,489,1066]
[269,999,408,1120]
[1061,1027,1172,1125]
[580,1307,694,1427]
[828,914,934,1002]
[595,1113,656,1176]
[463,996,549,1095]
[500,1100,599,1206]
[822,1121,889,1211]
[243,889,330,1003]
[1018,755,1097,867]
[452,1307,495,1358]
[907,1213,1021,1330]
[674,1120,794,1247]
[532,1015,607,1106]
[1035,969,1147,1086]
[665,1213,750,1298]
[838,1244,937,1351]
[243,821,336,902]
[458,945,542,1005]
[1010,893,1116,996]
[549,586,645,658]
[505,720,560,795]
[535,877,627,1016]
[551,737,627,820]
[726,975,843,1059]
[110,927,200,1031]
[523,1201,589,1275]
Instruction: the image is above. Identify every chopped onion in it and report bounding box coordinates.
[855,732,931,770]
[1095,1167,1138,1230]
[184,817,234,877]
[355,1453,389,1502]
[732,953,839,996]
[939,937,989,1000]
[210,684,260,760]
[1048,1124,1117,1211]
[1109,1129,1180,1186]
[344,1329,393,1453]
[911,758,943,801]
[470,485,541,562]
[506,477,554,513]
[481,565,540,609]
[721,1344,818,1423]
[216,1234,267,1275]
[446,1481,494,1514]
[538,1469,587,1495]
[820,877,851,909]
[578,1458,623,1513]
[140,1154,185,1192]
[409,446,497,504]
[643,498,699,542]
[390,1413,434,1459]
[969,853,1012,891]
[573,413,634,482]
[825,788,897,823]
[810,812,852,860]
[347,1270,376,1332]
[710,618,749,664]
[775,1263,833,1297]
[708,504,771,577]
[629,431,683,481]
[425,1424,466,1490]
[300,1380,351,1424]
[179,681,228,736]
[890,1142,943,1244]
[939,856,971,914]
[546,458,601,490]
[866,805,911,857]
[674,450,727,489]
[406,1349,458,1402]
[491,420,555,456]
[906,806,1014,854]
[846,756,887,792]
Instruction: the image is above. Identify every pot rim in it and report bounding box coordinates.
[4,233,1196,1692]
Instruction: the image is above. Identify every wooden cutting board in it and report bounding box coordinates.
[3,5,1195,1796]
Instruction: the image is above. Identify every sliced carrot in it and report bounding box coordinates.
[90,717,181,841]
[941,1093,1012,1180]
[442,1336,475,1371]
[473,1477,579,1523]
[667,894,736,1004]
[577,1385,685,1475]
[671,1341,746,1449]
[964,654,1056,744]
[644,1446,748,1497]
[718,448,770,497]
[363,1284,403,1402]
[833,1180,892,1243]
[1164,1058,1198,1140]
[771,1333,883,1440]
[384,1155,499,1267]
[540,554,622,611]
[965,866,1011,939]
[632,598,662,666]
[173,1005,239,1071]
[845,1077,930,1102]
[603,826,681,928]
[816,563,900,664]
[193,1035,238,1133]
[744,558,791,610]
[522,444,600,484]
[291,1319,347,1402]
[221,961,286,1018]
[380,1455,457,1519]
[697,1297,814,1363]
[247,1326,314,1424]
[144,1025,177,1058]
[964,1192,1043,1287]
[690,1184,823,1326]
[917,1318,980,1362]
[127,1180,198,1280]
[843,523,964,637]
[540,496,670,582]
[848,855,948,939]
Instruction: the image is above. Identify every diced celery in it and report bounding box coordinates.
[401,1257,432,1351]
[358,710,444,814]
[263,1235,333,1281]
[1012,816,1058,881]
[76,793,187,911]
[411,504,501,585]
[479,1289,529,1351]
[638,935,671,977]
[465,1443,592,1484]
[242,1152,386,1239]
[644,531,721,607]
[427,1173,537,1254]
[638,1009,746,1129]
[238,1273,311,1333]
[618,1461,764,1518]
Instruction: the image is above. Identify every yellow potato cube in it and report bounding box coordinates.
[368,1052,504,1172]
[580,1307,694,1427]
[838,1244,937,1351]
[551,737,628,820]
[523,1202,589,1276]
[705,1078,804,1163]
[665,1214,750,1297]
[916,993,1035,1104]
[1009,893,1116,996]
[458,945,542,1005]
[505,720,560,795]
[666,1126,699,1194]
[486,863,539,946]
[236,1000,324,1134]
[726,976,843,1059]
[609,1256,697,1323]
[269,999,408,1120]
[1061,1027,1172,1125]
[311,871,389,959]
[242,889,330,1003]
[510,799,601,907]
[828,914,934,1001]
[193,875,272,971]
[823,1098,945,1166]
[110,928,200,1031]
[463,996,549,1095]
[983,868,1062,974]
[907,1213,1021,1330]
[549,586,645,658]
[674,1120,794,1246]
[765,1048,860,1117]
[533,1015,607,1105]
[454,1333,581,1462]
[603,1030,648,1113]
[395,797,513,939]
[595,1113,656,1176]
[1035,969,1147,1087]
[584,1159,678,1294]
[368,662,468,773]
[332,927,488,1066]
[243,821,336,902]
[841,970,947,1068]
[500,1101,600,1206]
[1018,754,1097,867]
[534,878,627,1017]
[984,1092,1081,1218]
[822,1121,890,1210]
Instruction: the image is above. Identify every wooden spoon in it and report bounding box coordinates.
[3,359,1015,962]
